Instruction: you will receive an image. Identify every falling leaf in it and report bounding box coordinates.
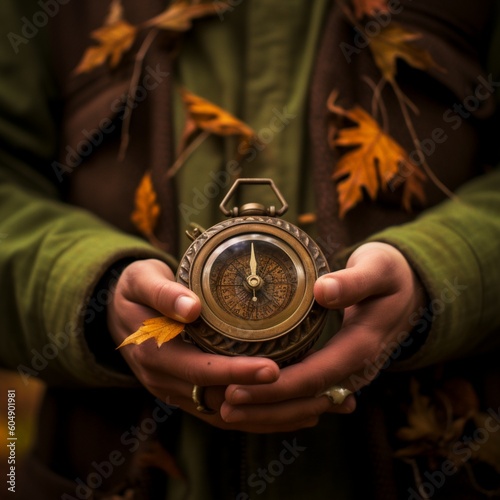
[131,171,160,238]
[75,0,137,74]
[328,94,422,217]
[352,0,389,20]
[118,316,185,349]
[144,1,230,31]
[181,89,256,140]
[369,24,444,83]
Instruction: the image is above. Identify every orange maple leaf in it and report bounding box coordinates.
[117,316,185,349]
[370,23,444,83]
[75,0,137,74]
[328,95,424,217]
[131,171,160,238]
[144,1,230,31]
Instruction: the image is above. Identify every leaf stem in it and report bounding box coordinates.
[164,130,211,180]
[392,82,458,202]
[118,27,160,162]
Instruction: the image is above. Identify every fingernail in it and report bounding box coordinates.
[256,366,277,383]
[321,276,340,306]
[175,296,197,318]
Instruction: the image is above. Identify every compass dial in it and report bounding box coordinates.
[209,239,298,321]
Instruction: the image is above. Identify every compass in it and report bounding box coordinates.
[177,178,330,365]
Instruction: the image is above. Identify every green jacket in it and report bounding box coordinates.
[1,1,500,498]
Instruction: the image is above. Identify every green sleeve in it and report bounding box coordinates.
[368,167,500,370]
[0,2,176,387]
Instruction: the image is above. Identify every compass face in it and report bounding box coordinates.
[207,236,300,323]
[186,221,317,342]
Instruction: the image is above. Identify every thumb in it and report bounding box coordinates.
[118,259,201,323]
[314,243,405,309]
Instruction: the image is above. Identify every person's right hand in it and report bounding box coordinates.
[107,259,286,432]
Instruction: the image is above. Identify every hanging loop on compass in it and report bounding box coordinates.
[219,178,289,218]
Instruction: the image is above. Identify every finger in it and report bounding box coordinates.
[225,323,385,405]
[314,242,406,309]
[220,393,354,426]
[160,381,321,434]
[125,337,280,387]
[120,259,201,322]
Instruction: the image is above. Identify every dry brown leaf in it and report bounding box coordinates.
[145,1,230,31]
[329,97,419,217]
[181,89,256,140]
[117,316,185,349]
[352,0,389,19]
[370,23,444,83]
[131,171,160,238]
[75,0,137,74]
[397,378,445,444]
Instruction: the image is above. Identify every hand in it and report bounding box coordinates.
[220,242,426,431]
[107,259,281,431]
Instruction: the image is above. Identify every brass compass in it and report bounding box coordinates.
[177,178,330,365]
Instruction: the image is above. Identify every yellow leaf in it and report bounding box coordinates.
[75,0,137,74]
[145,1,230,32]
[131,171,160,238]
[329,99,421,217]
[369,23,444,83]
[352,0,389,20]
[117,316,185,349]
[181,89,256,140]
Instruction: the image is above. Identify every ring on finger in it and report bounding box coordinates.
[318,385,353,405]
[192,384,217,414]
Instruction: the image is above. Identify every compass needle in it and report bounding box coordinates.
[250,242,257,276]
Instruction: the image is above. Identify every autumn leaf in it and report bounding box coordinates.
[328,94,422,217]
[181,89,256,140]
[75,0,137,74]
[131,171,160,238]
[352,0,389,20]
[394,378,482,471]
[369,23,444,83]
[117,316,185,349]
[144,1,230,31]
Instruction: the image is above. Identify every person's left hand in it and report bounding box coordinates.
[219,242,426,431]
